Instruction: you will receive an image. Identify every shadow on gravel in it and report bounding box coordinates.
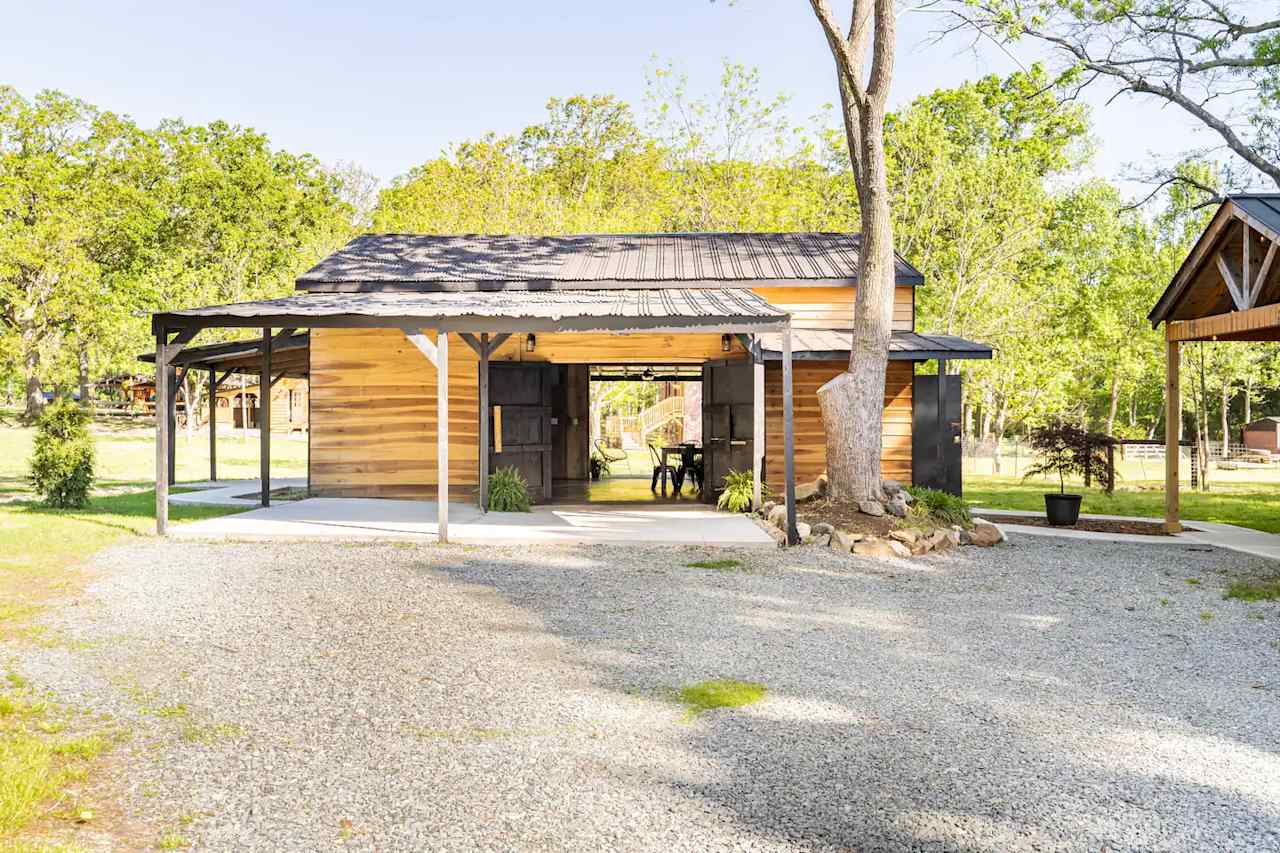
[432,540,1280,851]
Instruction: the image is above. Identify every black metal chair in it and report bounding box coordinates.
[675,444,704,495]
[649,444,678,493]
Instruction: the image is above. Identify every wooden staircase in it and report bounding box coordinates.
[638,395,684,441]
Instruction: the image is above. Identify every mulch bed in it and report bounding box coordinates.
[978,514,1195,537]
[795,498,902,538]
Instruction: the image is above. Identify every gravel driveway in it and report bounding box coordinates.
[17,535,1280,851]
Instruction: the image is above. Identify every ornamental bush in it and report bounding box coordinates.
[487,466,532,512]
[28,400,95,508]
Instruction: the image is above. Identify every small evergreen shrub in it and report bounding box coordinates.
[28,400,95,508]
[905,485,971,528]
[717,469,766,513]
[487,466,532,512]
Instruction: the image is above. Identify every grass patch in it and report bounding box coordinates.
[1185,578,1202,586]
[1224,579,1280,602]
[178,721,243,744]
[157,833,191,850]
[1199,610,1214,622]
[676,679,767,717]
[685,559,743,571]
[964,475,1280,534]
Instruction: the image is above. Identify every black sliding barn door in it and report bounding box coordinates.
[489,364,554,501]
[702,361,754,501]
[912,372,962,496]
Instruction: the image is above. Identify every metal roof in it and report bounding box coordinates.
[138,332,310,377]
[296,233,925,290]
[152,289,790,334]
[752,329,992,361]
[1232,195,1280,240]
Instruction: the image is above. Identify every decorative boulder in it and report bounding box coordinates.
[858,499,885,517]
[816,474,829,497]
[795,521,812,541]
[928,529,956,551]
[887,540,912,558]
[882,479,903,496]
[889,528,919,545]
[812,522,835,536]
[885,494,909,518]
[810,533,831,547]
[795,480,821,502]
[761,501,777,519]
[852,538,897,558]
[830,530,859,552]
[968,520,1006,547]
[768,504,788,530]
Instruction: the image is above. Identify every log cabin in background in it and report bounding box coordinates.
[146,233,992,541]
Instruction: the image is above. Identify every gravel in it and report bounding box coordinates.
[16,534,1280,851]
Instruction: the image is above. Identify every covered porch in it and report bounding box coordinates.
[150,289,804,544]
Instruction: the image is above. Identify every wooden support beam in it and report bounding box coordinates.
[268,370,288,389]
[1257,240,1277,305]
[155,331,171,535]
[260,327,271,507]
[782,326,798,545]
[1216,252,1248,310]
[403,327,438,367]
[478,333,490,511]
[1164,339,1181,534]
[208,369,218,482]
[166,365,178,486]
[752,355,764,511]
[1166,302,1280,342]
[437,330,449,543]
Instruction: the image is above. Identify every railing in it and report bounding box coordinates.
[638,396,684,439]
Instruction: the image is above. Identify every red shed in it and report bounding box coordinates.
[1243,417,1280,454]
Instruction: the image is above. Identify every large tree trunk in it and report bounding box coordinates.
[78,340,91,405]
[1104,371,1120,437]
[991,401,1007,475]
[1243,374,1252,425]
[1220,374,1230,457]
[22,329,43,420]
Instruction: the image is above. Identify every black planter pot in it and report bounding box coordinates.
[1044,493,1083,526]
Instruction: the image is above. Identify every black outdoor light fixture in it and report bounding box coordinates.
[525,333,536,353]
[641,367,655,382]
[721,333,732,352]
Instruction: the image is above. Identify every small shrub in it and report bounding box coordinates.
[589,453,610,479]
[905,485,971,528]
[28,399,95,508]
[717,469,766,513]
[1021,419,1118,495]
[487,466,532,512]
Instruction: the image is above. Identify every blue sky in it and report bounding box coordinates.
[5,1,1216,193]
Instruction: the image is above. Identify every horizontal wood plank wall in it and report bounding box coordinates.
[487,332,746,363]
[765,360,912,487]
[752,286,914,331]
[310,328,480,498]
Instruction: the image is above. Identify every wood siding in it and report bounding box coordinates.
[487,332,747,364]
[752,286,914,331]
[310,328,480,498]
[765,360,912,486]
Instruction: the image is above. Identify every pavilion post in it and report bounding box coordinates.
[782,325,798,545]
[752,349,764,511]
[155,331,171,536]
[166,367,177,485]
[478,333,490,512]
[1164,338,1181,533]
[437,330,449,543]
[260,327,271,507]
[937,358,948,491]
[208,368,217,482]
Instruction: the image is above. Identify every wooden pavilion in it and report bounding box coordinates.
[1149,194,1280,531]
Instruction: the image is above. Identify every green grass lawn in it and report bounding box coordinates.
[965,475,1280,534]
[0,415,306,498]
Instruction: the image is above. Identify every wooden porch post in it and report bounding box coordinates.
[782,325,798,545]
[155,330,171,535]
[208,368,217,482]
[1164,337,1181,533]
[260,327,271,507]
[478,333,490,512]
[166,367,177,485]
[752,347,764,511]
[437,330,449,542]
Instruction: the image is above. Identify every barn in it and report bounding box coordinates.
[148,232,991,541]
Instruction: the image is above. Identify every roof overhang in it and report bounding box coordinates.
[151,290,790,336]
[138,331,310,377]
[749,330,992,362]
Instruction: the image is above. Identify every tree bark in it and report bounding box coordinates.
[1243,374,1252,425]
[1104,371,1120,437]
[1220,373,1230,456]
[22,328,43,420]
[78,340,91,405]
[809,0,897,503]
[991,401,1007,475]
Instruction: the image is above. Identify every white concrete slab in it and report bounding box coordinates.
[974,507,1280,562]
[169,497,778,548]
[171,478,308,507]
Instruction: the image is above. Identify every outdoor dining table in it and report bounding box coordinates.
[658,444,703,495]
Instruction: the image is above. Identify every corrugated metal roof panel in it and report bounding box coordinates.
[754,330,992,361]
[297,232,925,288]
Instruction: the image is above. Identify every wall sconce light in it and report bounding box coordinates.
[721,334,732,353]
[526,334,536,353]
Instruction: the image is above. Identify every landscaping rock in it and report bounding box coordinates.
[885,494,909,518]
[816,474,829,497]
[882,479,903,496]
[901,489,915,505]
[969,519,1006,547]
[761,501,776,519]
[810,533,830,548]
[858,499,885,517]
[795,521,812,541]
[910,539,933,556]
[889,528,920,545]
[852,537,897,558]
[830,530,857,552]
[812,522,835,536]
[928,529,956,552]
[888,540,912,558]
[767,505,788,530]
[795,480,821,502]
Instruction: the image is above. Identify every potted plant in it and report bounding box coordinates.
[589,452,610,481]
[1023,420,1114,526]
